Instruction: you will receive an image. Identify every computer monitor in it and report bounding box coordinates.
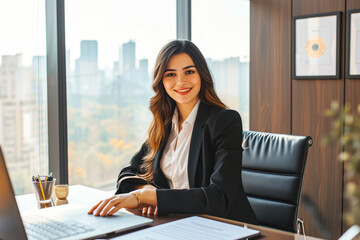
[0,146,28,239]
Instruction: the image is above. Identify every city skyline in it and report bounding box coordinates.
[0,39,249,194]
[0,38,250,99]
[0,38,250,115]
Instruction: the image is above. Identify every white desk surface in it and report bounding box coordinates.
[16,185,115,213]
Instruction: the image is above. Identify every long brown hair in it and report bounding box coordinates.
[140,40,226,182]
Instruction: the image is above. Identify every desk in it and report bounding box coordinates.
[16,185,322,240]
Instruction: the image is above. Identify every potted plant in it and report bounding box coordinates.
[323,101,360,226]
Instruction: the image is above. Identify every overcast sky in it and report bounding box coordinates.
[0,0,249,69]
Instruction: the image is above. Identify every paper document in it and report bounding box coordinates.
[111,216,260,240]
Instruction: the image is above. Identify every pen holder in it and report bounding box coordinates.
[31,177,56,203]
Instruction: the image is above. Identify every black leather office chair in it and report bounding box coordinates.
[241,131,312,233]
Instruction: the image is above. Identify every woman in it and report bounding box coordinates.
[89,40,258,225]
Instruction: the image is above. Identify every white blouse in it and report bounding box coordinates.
[160,100,201,189]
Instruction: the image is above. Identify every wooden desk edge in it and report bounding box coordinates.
[123,209,323,240]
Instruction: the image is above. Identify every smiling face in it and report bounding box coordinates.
[162,53,201,113]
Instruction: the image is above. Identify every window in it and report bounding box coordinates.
[192,0,250,130]
[65,0,176,189]
[2,1,251,192]
[0,0,48,195]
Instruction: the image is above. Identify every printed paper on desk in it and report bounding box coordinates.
[111,216,260,240]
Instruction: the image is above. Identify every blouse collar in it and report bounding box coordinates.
[172,99,201,133]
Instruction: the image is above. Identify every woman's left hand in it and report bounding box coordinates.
[88,193,138,217]
[139,205,158,216]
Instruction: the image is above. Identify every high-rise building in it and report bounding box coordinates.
[122,40,135,78]
[138,59,150,94]
[138,59,149,83]
[74,40,100,96]
[0,54,46,194]
[112,60,121,97]
[119,41,136,96]
[0,54,22,99]
[80,40,98,64]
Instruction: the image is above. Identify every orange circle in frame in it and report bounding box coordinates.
[305,36,327,58]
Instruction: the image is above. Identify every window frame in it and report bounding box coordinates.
[45,0,68,184]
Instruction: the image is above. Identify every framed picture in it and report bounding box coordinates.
[292,12,341,79]
[346,9,360,78]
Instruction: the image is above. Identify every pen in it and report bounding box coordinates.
[38,175,46,201]
[44,176,48,195]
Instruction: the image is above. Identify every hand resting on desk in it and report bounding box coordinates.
[136,184,158,216]
[88,184,157,217]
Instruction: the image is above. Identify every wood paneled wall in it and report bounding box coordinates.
[346,1,360,110]
[345,0,360,233]
[250,0,291,134]
[250,0,360,239]
[292,0,345,239]
[292,80,343,239]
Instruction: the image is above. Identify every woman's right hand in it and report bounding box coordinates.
[88,193,139,217]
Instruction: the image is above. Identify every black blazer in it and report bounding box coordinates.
[115,102,258,225]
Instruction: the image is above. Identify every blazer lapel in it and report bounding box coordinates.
[188,102,212,188]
